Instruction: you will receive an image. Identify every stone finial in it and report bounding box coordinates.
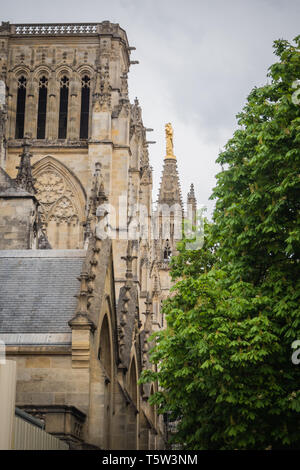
[144,293,152,319]
[121,241,137,280]
[75,272,90,314]
[187,182,197,227]
[152,274,160,297]
[187,183,196,202]
[69,271,95,369]
[15,139,36,194]
[165,122,176,159]
[69,271,95,330]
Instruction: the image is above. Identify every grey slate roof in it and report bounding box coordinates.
[0,250,86,333]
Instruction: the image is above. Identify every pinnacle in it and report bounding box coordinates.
[188,183,196,200]
[15,139,36,194]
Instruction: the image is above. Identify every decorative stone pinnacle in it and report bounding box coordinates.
[69,271,95,331]
[188,183,196,201]
[153,275,159,296]
[165,122,176,160]
[75,271,92,314]
[15,139,36,194]
[144,293,152,315]
[121,241,137,280]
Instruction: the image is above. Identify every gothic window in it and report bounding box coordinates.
[163,240,172,261]
[58,75,69,139]
[36,76,48,139]
[15,75,27,139]
[32,156,86,249]
[79,75,90,139]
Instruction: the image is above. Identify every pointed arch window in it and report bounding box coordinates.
[15,75,27,139]
[58,75,69,139]
[37,76,48,139]
[79,75,90,139]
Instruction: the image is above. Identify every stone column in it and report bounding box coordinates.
[7,73,17,139]
[24,76,38,138]
[68,73,80,140]
[46,72,58,140]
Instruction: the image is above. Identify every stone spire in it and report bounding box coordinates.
[187,183,196,201]
[158,123,182,208]
[15,139,36,194]
[187,183,197,228]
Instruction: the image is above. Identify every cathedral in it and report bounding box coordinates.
[0,21,197,449]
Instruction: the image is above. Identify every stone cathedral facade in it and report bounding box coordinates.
[0,21,196,450]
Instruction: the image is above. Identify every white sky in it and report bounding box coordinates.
[2,0,300,217]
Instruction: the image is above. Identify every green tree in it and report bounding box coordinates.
[141,37,300,450]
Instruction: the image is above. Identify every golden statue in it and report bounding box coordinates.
[165,122,175,158]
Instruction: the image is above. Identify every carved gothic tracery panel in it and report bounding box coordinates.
[35,170,79,224]
[32,156,86,248]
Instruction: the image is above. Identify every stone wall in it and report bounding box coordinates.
[0,197,36,249]
[8,353,89,448]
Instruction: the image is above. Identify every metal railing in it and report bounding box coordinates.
[13,416,69,450]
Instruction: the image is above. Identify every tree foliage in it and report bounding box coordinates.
[140,37,300,450]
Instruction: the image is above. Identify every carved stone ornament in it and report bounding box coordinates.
[35,170,79,224]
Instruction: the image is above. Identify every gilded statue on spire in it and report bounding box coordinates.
[165,122,176,159]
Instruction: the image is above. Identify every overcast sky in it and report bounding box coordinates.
[2,0,300,217]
